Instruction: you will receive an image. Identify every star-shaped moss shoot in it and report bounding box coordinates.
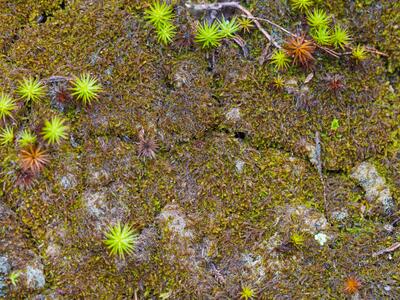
[156,22,177,45]
[104,222,138,259]
[0,93,17,121]
[18,129,37,147]
[270,49,291,71]
[352,44,368,62]
[17,77,46,103]
[71,74,102,105]
[306,8,330,28]
[218,17,240,39]
[291,0,313,12]
[331,24,351,49]
[144,1,175,30]
[41,116,69,144]
[240,286,256,300]
[194,22,223,49]
[310,26,332,46]
[0,126,14,145]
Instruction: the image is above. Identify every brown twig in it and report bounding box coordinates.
[243,15,340,58]
[345,45,388,57]
[185,1,389,60]
[364,46,388,57]
[185,1,280,48]
[372,242,400,257]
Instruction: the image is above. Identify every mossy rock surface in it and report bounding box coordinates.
[0,0,399,298]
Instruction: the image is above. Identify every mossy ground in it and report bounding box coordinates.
[0,0,399,298]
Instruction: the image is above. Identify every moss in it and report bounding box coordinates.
[0,0,399,298]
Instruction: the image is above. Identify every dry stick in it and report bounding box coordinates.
[186,2,389,58]
[244,15,341,59]
[364,46,388,57]
[345,44,388,57]
[372,242,400,257]
[185,1,281,49]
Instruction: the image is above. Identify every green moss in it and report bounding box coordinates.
[0,0,398,298]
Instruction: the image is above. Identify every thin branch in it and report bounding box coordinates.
[345,45,388,57]
[244,15,340,58]
[185,1,280,48]
[185,1,388,59]
[372,242,400,257]
[364,46,388,57]
[244,15,295,37]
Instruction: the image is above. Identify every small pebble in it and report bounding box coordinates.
[314,232,328,246]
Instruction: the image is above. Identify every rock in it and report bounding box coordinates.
[285,205,329,234]
[86,168,112,187]
[226,108,241,122]
[157,204,193,239]
[60,174,77,189]
[0,256,10,297]
[331,209,349,222]
[26,265,45,290]
[314,232,328,246]
[235,159,245,173]
[241,253,266,283]
[285,78,298,94]
[82,188,130,230]
[134,227,158,264]
[304,142,318,168]
[84,190,108,219]
[0,256,10,274]
[45,243,61,259]
[383,224,394,233]
[351,162,396,215]
[1,201,52,293]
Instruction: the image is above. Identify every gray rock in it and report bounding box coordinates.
[0,256,10,275]
[351,162,396,215]
[26,265,45,290]
[60,174,77,189]
[304,142,318,168]
[84,191,107,219]
[226,108,241,122]
[241,253,265,283]
[157,204,193,239]
[331,209,348,222]
[235,159,245,173]
[0,256,10,297]
[82,188,130,231]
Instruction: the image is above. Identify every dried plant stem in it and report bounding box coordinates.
[244,15,340,58]
[185,1,388,59]
[345,45,388,57]
[185,1,280,48]
[372,242,400,257]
